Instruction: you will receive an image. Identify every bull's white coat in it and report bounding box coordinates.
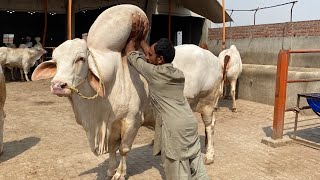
[0,47,46,81]
[32,5,149,180]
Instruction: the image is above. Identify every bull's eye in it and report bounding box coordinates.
[76,57,85,63]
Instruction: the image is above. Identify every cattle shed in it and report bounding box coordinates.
[0,0,231,48]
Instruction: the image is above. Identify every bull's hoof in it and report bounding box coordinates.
[111,172,126,180]
[232,108,237,112]
[204,156,215,165]
[214,107,220,112]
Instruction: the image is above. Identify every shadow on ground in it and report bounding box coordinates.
[79,144,165,180]
[0,137,40,163]
[80,136,208,179]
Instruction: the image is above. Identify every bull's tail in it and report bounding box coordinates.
[199,43,208,50]
[222,55,230,83]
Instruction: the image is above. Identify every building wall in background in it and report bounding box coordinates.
[207,20,320,108]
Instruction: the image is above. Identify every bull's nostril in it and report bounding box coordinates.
[60,83,67,88]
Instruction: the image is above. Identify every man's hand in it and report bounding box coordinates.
[125,13,149,56]
[125,39,137,55]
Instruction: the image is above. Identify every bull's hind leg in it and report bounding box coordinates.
[230,79,237,112]
[201,107,216,165]
[111,118,140,180]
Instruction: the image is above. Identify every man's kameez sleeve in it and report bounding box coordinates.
[127,51,155,82]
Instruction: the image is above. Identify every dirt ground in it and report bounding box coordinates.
[1,79,320,180]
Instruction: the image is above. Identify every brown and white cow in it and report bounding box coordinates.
[0,46,47,81]
[0,65,6,155]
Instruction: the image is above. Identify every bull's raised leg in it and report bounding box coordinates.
[201,107,216,165]
[112,118,140,180]
[230,79,237,112]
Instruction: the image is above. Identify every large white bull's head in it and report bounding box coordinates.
[32,38,104,97]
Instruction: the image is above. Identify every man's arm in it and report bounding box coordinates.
[126,39,155,82]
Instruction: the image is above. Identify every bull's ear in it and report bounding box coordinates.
[88,70,105,97]
[31,60,57,81]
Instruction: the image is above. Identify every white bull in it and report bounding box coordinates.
[31,4,221,179]
[32,5,150,180]
[0,65,6,155]
[0,47,47,81]
[215,45,242,112]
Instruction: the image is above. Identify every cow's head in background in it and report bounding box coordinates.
[32,38,104,97]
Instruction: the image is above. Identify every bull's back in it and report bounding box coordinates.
[87,4,147,52]
[173,44,222,99]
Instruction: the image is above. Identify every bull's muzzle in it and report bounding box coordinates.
[51,81,71,97]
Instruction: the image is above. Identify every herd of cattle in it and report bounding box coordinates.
[0,4,242,180]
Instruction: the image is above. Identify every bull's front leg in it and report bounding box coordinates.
[107,122,121,180]
[22,69,30,81]
[201,107,216,165]
[111,118,140,180]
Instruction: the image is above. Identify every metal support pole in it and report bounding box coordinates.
[67,0,72,40]
[222,0,226,50]
[293,94,300,139]
[272,50,289,140]
[42,0,48,47]
[290,2,296,22]
[254,9,258,25]
[168,0,171,41]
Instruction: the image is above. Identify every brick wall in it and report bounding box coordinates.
[209,20,320,40]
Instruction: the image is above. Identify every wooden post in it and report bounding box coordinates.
[222,0,226,50]
[67,0,72,40]
[42,0,48,47]
[272,50,289,140]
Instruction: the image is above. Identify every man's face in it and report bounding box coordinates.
[146,44,164,65]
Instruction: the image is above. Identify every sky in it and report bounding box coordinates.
[215,0,320,27]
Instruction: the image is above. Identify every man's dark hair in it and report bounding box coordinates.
[154,38,175,63]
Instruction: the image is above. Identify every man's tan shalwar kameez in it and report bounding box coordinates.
[128,52,209,180]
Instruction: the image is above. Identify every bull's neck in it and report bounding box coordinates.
[109,55,131,99]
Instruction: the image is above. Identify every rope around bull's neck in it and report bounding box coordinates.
[68,50,105,100]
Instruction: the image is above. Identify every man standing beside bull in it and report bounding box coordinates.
[124,15,209,180]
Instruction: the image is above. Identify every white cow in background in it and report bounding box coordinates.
[31,4,221,180]
[0,65,6,155]
[173,44,222,164]
[0,46,47,81]
[215,45,242,112]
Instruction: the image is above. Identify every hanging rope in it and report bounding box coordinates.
[68,50,105,100]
